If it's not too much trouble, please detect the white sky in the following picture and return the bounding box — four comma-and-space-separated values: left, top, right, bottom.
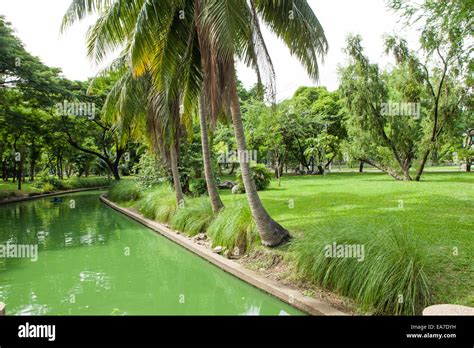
0, 0, 421, 101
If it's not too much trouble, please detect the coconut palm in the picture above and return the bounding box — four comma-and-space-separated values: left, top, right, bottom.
62, 0, 327, 246
91, 54, 186, 205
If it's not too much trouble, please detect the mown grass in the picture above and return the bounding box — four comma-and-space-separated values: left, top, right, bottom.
221, 172, 474, 309
107, 171, 473, 313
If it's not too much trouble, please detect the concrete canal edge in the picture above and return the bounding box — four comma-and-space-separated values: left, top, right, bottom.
0, 187, 109, 206
100, 194, 347, 316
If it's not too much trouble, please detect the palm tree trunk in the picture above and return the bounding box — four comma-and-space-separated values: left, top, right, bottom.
169, 142, 184, 206
199, 94, 224, 214
228, 67, 289, 247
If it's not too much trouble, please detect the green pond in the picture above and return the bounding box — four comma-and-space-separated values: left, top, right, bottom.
0, 191, 302, 315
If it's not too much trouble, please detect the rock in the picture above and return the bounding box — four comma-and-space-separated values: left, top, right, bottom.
231, 185, 243, 194
223, 250, 231, 258
218, 180, 236, 189
212, 246, 224, 253
233, 247, 240, 255
422, 304, 474, 316
195, 233, 206, 241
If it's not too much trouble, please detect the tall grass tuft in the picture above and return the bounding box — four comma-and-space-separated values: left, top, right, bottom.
135, 184, 177, 223
170, 196, 214, 236
108, 180, 142, 202
291, 227, 431, 315
207, 202, 259, 252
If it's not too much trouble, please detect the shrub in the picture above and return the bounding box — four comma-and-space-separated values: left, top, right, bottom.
68, 177, 112, 188
132, 152, 167, 188
135, 184, 177, 223
235, 163, 272, 192
41, 183, 55, 193
291, 227, 431, 315
207, 202, 259, 253
33, 176, 111, 191
108, 180, 142, 202
191, 178, 207, 196
170, 196, 214, 236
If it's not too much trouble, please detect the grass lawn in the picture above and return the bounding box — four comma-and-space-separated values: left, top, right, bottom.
0, 180, 42, 193
219, 171, 474, 308
0, 180, 42, 199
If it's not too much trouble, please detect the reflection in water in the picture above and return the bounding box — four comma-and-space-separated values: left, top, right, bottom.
0, 191, 303, 315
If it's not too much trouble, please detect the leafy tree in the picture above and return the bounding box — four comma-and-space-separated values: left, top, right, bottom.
389, 0, 473, 180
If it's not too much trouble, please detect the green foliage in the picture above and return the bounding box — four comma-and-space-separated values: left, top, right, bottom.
108, 180, 142, 202
33, 176, 111, 191
207, 202, 259, 252
236, 164, 272, 192
135, 185, 177, 224
190, 178, 207, 196
67, 177, 112, 188
41, 183, 55, 193
0, 190, 21, 199
132, 151, 167, 188
170, 197, 214, 236
291, 227, 431, 315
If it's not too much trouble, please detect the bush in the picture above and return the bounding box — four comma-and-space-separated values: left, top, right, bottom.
108, 180, 142, 202
33, 176, 111, 191
132, 152, 167, 188
207, 202, 259, 253
191, 178, 207, 196
135, 184, 177, 223
291, 227, 431, 315
68, 177, 112, 188
41, 183, 55, 193
170, 196, 214, 236
235, 164, 272, 192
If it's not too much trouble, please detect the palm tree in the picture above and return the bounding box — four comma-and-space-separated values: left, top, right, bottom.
195, 0, 328, 246
62, 0, 327, 246
94, 56, 186, 205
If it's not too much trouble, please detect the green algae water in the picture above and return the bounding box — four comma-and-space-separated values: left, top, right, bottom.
0, 191, 302, 315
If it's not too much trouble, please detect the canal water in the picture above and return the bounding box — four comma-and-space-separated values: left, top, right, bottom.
0, 191, 302, 315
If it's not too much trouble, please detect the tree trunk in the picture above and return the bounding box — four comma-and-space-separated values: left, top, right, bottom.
402, 166, 412, 181
415, 149, 430, 181
199, 94, 224, 214
228, 66, 289, 247
317, 164, 325, 175
359, 161, 364, 173
17, 155, 22, 191
362, 158, 405, 181
169, 142, 184, 206
30, 159, 35, 182
229, 162, 236, 175
109, 162, 121, 181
